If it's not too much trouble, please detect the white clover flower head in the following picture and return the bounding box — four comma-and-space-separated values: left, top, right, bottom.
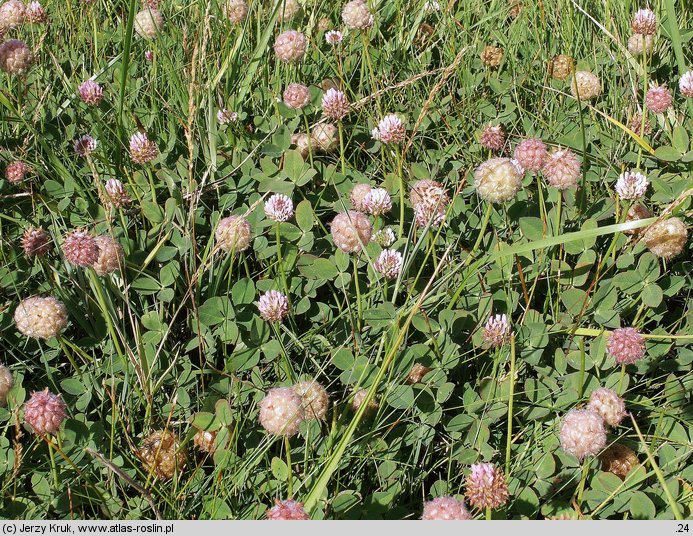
370, 127, 381, 141
679, 71, 693, 98
257, 290, 290, 322
374, 114, 406, 144
217, 109, 238, 124
264, 193, 294, 222
325, 30, 343, 45
482, 314, 512, 347
74, 135, 97, 156
363, 187, 392, 216
615, 171, 648, 200
374, 249, 403, 279
322, 88, 350, 120
424, 0, 440, 12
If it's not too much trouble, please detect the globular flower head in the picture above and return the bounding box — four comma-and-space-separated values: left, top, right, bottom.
25, 1, 46, 23
144, 50, 154, 62
559, 408, 607, 460
62, 230, 99, 267
373, 114, 405, 144
311, 123, 338, 152
465, 463, 509, 510
363, 187, 392, 216
642, 217, 688, 259
92, 235, 124, 276
317, 17, 331, 32
193, 430, 217, 454
374, 249, 402, 279
628, 34, 654, 56
482, 314, 512, 348
278, 0, 300, 22
283, 83, 310, 110
615, 171, 648, 200
134, 8, 164, 39
679, 71, 693, 98
627, 112, 652, 136
21, 226, 50, 257
571, 70, 602, 100
624, 203, 652, 236
223, 0, 247, 24
265, 193, 294, 222
78, 80, 103, 105
421, 497, 471, 520
74, 134, 97, 156
322, 88, 349, 120
0, 0, 25, 29
406, 363, 431, 384
548, 54, 574, 80
325, 30, 343, 45
216, 215, 252, 252
342, 0, 373, 30
646, 84, 672, 113
372, 227, 395, 247
266, 499, 309, 520
513, 137, 548, 172
588, 387, 626, 427
607, 327, 646, 365
481, 45, 503, 67
138, 430, 186, 480
291, 132, 311, 157
632, 8, 656, 36
129, 132, 158, 164
258, 387, 305, 436
24, 389, 67, 435
479, 124, 505, 151
542, 148, 581, 190
600, 443, 638, 480
0, 364, 13, 407
0, 39, 32, 75
474, 158, 523, 203
330, 210, 372, 253
410, 179, 450, 226
105, 179, 131, 207
257, 290, 290, 323
350, 183, 372, 212
351, 388, 378, 414
292, 380, 329, 420
217, 108, 238, 124
273, 30, 307, 63
5, 160, 30, 183
14, 296, 67, 339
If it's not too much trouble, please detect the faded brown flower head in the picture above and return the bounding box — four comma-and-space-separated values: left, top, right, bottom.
92, 235, 124, 276
330, 210, 372, 253
481, 45, 503, 67
223, 0, 248, 24
193, 430, 217, 454
642, 217, 688, 259
549, 54, 574, 80
139, 430, 186, 480
311, 123, 338, 152
407, 363, 432, 384
571, 71, 602, 101
600, 443, 638, 480
293, 380, 329, 420
624, 203, 652, 236
351, 388, 378, 414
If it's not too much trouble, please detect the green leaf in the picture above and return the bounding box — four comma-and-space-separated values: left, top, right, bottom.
654, 145, 682, 162
271, 457, 288, 480
640, 283, 663, 307
629, 491, 656, 519
295, 200, 314, 231
231, 278, 255, 305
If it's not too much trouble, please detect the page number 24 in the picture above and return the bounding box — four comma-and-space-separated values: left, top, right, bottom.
677, 525, 689, 533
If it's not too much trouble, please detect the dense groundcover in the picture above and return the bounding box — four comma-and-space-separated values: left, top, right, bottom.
0, 0, 692, 521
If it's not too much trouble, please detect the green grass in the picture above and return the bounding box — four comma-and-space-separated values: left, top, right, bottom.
0, 0, 692, 521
